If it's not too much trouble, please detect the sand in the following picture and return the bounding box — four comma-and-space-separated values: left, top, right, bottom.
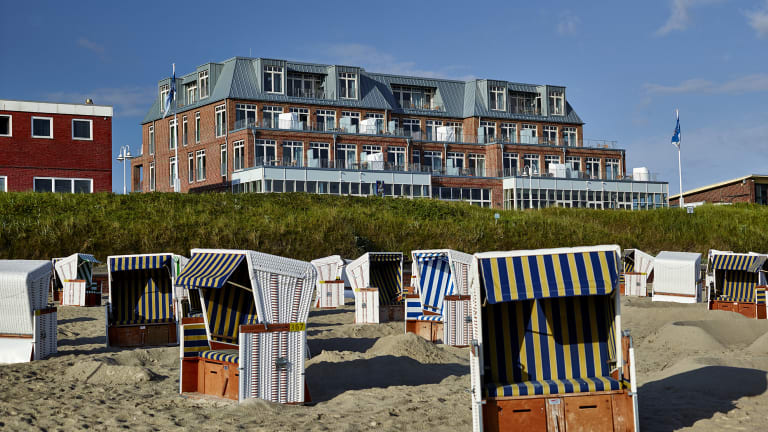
1, 298, 767, 431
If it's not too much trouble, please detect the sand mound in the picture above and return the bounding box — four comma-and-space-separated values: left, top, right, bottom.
367, 333, 463, 364
675, 320, 768, 347
645, 322, 725, 353
748, 332, 768, 353
64, 360, 155, 385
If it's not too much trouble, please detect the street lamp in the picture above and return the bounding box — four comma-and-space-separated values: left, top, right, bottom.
116, 145, 134, 195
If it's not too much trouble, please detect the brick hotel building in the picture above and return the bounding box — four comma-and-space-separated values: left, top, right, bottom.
132, 57, 667, 209
0, 99, 113, 193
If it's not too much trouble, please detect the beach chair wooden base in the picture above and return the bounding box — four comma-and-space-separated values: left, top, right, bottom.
710, 299, 766, 319
84, 292, 101, 306
184, 357, 240, 401
405, 318, 443, 343
108, 322, 177, 347
315, 280, 345, 309
482, 390, 635, 432
381, 304, 404, 322
444, 295, 472, 347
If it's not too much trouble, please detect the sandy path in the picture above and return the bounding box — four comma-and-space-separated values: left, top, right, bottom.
0, 298, 766, 431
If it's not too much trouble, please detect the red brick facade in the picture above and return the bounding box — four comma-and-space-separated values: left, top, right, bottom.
0, 104, 112, 192
670, 176, 768, 206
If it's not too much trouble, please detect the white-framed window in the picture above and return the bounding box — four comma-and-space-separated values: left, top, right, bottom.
255, 139, 277, 166
290, 107, 309, 126
182, 115, 188, 146
503, 152, 519, 176
387, 146, 406, 169
402, 118, 420, 137
586, 157, 601, 179
339, 72, 357, 99
33, 177, 92, 193
490, 86, 506, 111
233, 140, 245, 171
198, 71, 209, 99
169, 156, 177, 187
606, 158, 621, 180
562, 127, 577, 147
424, 151, 442, 172
521, 124, 537, 144
188, 152, 194, 183
468, 153, 486, 176
544, 154, 561, 173
543, 125, 558, 145
0, 176, 6, 192
71, 119, 92, 140
0, 114, 11, 137
340, 111, 360, 132
510, 91, 539, 115
196, 150, 206, 181
336, 144, 357, 169
523, 153, 540, 174
264, 65, 283, 93
220, 144, 227, 177
169, 119, 177, 149
501, 123, 516, 143
412, 149, 420, 166
566, 156, 581, 171
287, 73, 322, 98
446, 152, 464, 175
148, 125, 155, 155
392, 85, 436, 110
549, 90, 564, 115
437, 187, 492, 207
186, 83, 197, 105
236, 104, 257, 128
195, 112, 200, 143
31, 116, 53, 138
159, 84, 169, 111
149, 162, 156, 191
215, 105, 226, 137
262, 106, 282, 128
316, 109, 335, 131
282, 141, 304, 167
308, 142, 330, 167
479, 120, 495, 142
365, 112, 384, 119
426, 120, 443, 141
445, 121, 462, 141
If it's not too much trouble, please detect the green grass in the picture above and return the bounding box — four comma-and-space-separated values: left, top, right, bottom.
1, 192, 767, 261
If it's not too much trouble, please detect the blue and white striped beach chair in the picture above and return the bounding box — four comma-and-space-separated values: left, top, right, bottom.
707, 251, 768, 319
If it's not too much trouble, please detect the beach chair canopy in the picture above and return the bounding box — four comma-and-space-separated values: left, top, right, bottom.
411, 249, 473, 315
346, 252, 403, 305
474, 246, 622, 398
54, 253, 100, 290
709, 251, 768, 303
311, 255, 345, 281
0, 260, 52, 336
108, 254, 177, 325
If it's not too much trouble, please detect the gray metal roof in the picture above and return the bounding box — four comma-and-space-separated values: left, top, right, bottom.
142, 56, 585, 125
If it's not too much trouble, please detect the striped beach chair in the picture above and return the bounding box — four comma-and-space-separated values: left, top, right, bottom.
406, 249, 473, 346
106, 253, 187, 347
469, 246, 638, 432
707, 251, 768, 319
177, 249, 317, 404
346, 252, 404, 324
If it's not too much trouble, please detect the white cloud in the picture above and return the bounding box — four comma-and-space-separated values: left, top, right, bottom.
557, 12, 581, 36
655, 0, 722, 36
745, 1, 768, 38
314, 43, 474, 80
77, 37, 105, 55
44, 86, 155, 117
644, 74, 768, 94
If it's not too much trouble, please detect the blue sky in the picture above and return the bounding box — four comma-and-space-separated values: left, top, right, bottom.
1, 0, 767, 195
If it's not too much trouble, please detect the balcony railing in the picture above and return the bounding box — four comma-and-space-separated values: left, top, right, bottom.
397, 101, 445, 112
234, 118, 409, 137
286, 88, 325, 99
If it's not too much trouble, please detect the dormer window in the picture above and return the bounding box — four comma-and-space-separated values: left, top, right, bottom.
489, 86, 506, 111
510, 92, 540, 115
339, 72, 357, 99
159, 84, 170, 112
264, 66, 283, 93
198, 71, 209, 99
186, 82, 197, 105
392, 85, 436, 110
549, 90, 564, 115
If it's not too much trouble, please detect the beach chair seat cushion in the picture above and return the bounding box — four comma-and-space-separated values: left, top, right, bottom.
114, 318, 175, 326
486, 376, 621, 397
413, 314, 443, 322
201, 349, 239, 364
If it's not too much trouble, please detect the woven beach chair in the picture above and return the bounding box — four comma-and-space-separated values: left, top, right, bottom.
106, 253, 188, 347
177, 249, 317, 404
621, 249, 654, 297
0, 260, 56, 364
346, 252, 403, 324
53, 253, 101, 306
707, 251, 768, 319
469, 246, 638, 432
311, 255, 346, 309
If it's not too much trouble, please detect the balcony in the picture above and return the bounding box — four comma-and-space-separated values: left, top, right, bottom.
286, 88, 325, 99
233, 118, 410, 137
397, 101, 445, 112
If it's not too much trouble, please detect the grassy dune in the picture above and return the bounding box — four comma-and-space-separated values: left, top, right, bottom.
0, 192, 766, 261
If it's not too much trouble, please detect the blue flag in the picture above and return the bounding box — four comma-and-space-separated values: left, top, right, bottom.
163, 69, 176, 118
671, 110, 680, 148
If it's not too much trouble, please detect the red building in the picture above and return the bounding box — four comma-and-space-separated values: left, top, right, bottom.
0, 99, 113, 193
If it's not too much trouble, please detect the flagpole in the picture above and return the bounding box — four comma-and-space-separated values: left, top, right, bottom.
173, 63, 179, 193
678, 143, 683, 207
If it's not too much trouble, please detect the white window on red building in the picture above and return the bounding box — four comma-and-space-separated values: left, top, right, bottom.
198, 71, 209, 99
220, 144, 227, 178
169, 119, 177, 149
169, 156, 177, 187
196, 150, 206, 181
33, 177, 92, 193
148, 125, 155, 155
264, 66, 283, 93
215, 105, 226, 137
188, 153, 194, 183
0, 114, 11, 137
32, 116, 52, 138
233, 140, 245, 171
72, 119, 92, 140
149, 162, 156, 191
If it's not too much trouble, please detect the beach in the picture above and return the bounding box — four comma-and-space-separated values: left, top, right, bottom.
1, 297, 767, 431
